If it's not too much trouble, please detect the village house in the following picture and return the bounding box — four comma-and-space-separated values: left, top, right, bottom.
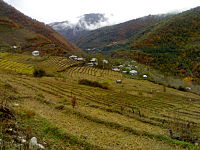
116, 80, 122, 84
90, 58, 98, 65
129, 70, 138, 75
143, 74, 148, 78
77, 57, 84, 61
11, 45, 17, 49
69, 55, 78, 60
112, 67, 120, 72
32, 51, 40, 56
90, 58, 97, 62
87, 62, 94, 67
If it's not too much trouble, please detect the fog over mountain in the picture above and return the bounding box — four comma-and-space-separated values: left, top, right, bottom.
49, 13, 114, 42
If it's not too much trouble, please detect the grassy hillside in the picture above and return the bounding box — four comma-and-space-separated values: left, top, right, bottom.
1, 53, 200, 149
0, 0, 83, 56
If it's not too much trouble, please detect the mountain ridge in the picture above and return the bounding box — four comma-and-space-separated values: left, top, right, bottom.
74, 14, 173, 51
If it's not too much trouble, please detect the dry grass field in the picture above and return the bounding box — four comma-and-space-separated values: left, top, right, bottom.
1, 53, 200, 150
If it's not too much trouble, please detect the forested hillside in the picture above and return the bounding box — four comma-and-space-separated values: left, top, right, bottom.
132, 7, 200, 51
129, 7, 200, 82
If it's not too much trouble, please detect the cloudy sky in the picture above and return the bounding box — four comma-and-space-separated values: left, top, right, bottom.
4, 0, 200, 24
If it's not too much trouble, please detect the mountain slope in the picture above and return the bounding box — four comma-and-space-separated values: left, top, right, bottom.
0, 0, 82, 55
132, 7, 200, 51
73, 14, 172, 51
129, 7, 200, 80
49, 13, 111, 43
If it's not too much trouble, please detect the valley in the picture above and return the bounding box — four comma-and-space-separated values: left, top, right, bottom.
50, 7, 200, 82
1, 0, 200, 149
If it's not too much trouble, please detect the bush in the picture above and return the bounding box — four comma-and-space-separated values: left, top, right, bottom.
33, 68, 46, 77
79, 79, 109, 89
178, 86, 187, 92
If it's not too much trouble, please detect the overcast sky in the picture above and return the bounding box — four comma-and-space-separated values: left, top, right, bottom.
3, 0, 200, 24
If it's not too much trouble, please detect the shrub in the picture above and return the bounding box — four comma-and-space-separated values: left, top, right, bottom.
33, 68, 46, 77
79, 79, 109, 89
178, 86, 186, 92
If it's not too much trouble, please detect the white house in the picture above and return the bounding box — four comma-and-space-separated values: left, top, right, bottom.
77, 58, 84, 61
129, 70, 138, 75
185, 87, 191, 91
87, 62, 94, 66
143, 74, 148, 78
11, 45, 17, 49
90, 58, 97, 62
112, 67, 120, 72
122, 71, 128, 74
69, 55, 78, 60
32, 51, 40, 56
116, 80, 122, 84
89, 58, 98, 65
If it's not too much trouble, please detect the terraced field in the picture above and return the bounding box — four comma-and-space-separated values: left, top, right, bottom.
61, 66, 122, 81
0, 52, 9, 56
0, 53, 83, 75
1, 53, 200, 150
42, 56, 82, 71
0, 58, 34, 75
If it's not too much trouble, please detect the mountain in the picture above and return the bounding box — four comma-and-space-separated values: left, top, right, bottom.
67, 7, 199, 81
113, 7, 200, 81
131, 7, 200, 52
73, 14, 173, 51
0, 0, 83, 55
131, 7, 200, 78
49, 13, 112, 42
